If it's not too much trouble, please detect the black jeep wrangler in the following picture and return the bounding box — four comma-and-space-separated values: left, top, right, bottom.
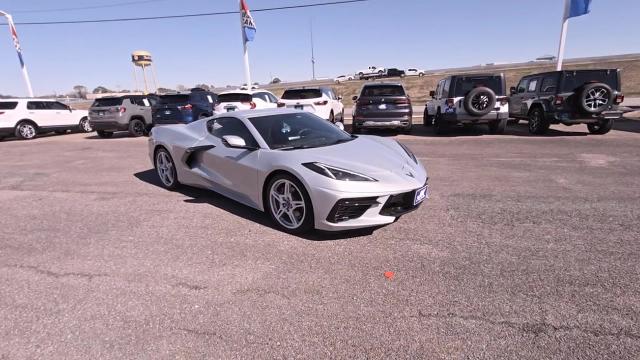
509, 69, 624, 135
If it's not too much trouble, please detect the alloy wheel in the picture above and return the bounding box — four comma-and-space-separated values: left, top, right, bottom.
269, 179, 306, 230
471, 94, 490, 111
19, 124, 36, 139
585, 87, 609, 111
80, 118, 92, 132
155, 150, 175, 187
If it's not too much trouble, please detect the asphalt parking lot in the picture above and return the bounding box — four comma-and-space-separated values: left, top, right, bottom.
1, 120, 640, 359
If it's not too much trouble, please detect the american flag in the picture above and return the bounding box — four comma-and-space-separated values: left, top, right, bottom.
8, 19, 25, 68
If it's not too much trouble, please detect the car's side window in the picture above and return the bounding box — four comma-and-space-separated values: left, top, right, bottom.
442, 78, 451, 98
253, 93, 268, 103
435, 80, 443, 99
268, 93, 278, 103
27, 101, 46, 110
207, 117, 259, 148
527, 78, 539, 93
517, 79, 529, 94
540, 76, 558, 93
49, 102, 69, 110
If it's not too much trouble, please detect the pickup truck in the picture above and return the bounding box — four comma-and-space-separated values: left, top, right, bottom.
356, 66, 386, 80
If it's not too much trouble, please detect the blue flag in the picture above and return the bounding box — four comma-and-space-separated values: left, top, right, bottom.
566, 0, 592, 19
240, 0, 256, 42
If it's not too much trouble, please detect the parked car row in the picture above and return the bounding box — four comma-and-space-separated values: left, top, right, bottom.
423, 68, 624, 135
335, 66, 425, 83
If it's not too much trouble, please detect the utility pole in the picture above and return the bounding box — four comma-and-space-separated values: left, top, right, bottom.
310, 19, 316, 80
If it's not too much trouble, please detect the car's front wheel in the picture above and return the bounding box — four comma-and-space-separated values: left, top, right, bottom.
528, 108, 550, 135
79, 117, 93, 133
266, 174, 314, 234
129, 119, 145, 137
155, 147, 179, 190
433, 111, 448, 135
587, 119, 614, 135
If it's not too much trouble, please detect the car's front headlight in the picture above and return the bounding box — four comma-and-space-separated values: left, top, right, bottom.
397, 141, 417, 164
303, 162, 377, 182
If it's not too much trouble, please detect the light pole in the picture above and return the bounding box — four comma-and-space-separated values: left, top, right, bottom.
0, 10, 34, 97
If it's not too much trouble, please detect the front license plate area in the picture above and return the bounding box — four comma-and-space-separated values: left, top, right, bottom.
414, 185, 428, 205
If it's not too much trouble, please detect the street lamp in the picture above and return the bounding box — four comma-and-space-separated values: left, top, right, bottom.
1, 10, 34, 97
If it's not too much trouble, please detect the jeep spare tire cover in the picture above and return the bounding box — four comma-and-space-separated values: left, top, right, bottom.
580, 82, 613, 114
464, 87, 496, 116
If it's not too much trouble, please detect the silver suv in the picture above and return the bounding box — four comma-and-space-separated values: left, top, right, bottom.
89, 95, 157, 138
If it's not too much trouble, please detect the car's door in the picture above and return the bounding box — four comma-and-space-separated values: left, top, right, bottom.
199, 116, 261, 207
509, 78, 529, 117
47, 101, 76, 126
26, 101, 57, 127
426, 80, 443, 115
522, 77, 540, 115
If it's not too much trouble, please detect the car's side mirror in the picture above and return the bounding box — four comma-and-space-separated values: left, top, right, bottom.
222, 135, 256, 150
352, 96, 358, 101
429, 90, 435, 98
510, 87, 517, 95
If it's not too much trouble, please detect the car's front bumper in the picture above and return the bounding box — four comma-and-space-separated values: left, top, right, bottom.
310, 182, 428, 231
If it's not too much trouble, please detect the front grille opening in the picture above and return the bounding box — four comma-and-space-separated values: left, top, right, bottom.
380, 191, 419, 217
327, 197, 379, 223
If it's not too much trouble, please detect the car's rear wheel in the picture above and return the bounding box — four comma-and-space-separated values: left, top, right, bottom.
97, 130, 113, 138
15, 121, 37, 140
488, 118, 507, 134
129, 119, 145, 137
79, 117, 93, 133
433, 111, 448, 135
266, 174, 314, 234
155, 148, 179, 190
587, 119, 614, 135
528, 108, 550, 135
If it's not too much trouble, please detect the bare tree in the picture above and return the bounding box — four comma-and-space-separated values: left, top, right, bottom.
73, 85, 88, 99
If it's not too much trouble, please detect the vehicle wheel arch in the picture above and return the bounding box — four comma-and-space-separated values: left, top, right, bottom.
15, 118, 39, 129
527, 103, 544, 116
260, 169, 310, 212
129, 115, 145, 123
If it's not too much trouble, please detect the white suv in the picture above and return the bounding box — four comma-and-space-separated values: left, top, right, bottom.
278, 87, 344, 123
0, 99, 92, 140
406, 68, 426, 77
424, 73, 509, 135
214, 89, 279, 113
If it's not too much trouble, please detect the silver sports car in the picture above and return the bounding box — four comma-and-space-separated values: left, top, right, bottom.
148, 109, 428, 234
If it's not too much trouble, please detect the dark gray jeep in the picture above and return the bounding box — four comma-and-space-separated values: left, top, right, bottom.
509, 69, 624, 135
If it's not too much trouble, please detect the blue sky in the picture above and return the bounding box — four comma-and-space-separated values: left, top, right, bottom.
0, 0, 638, 96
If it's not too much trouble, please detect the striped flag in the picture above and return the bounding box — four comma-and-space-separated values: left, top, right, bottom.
8, 18, 25, 68
240, 0, 256, 42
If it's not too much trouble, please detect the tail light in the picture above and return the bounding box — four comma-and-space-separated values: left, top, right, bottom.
277, 102, 286, 108
117, 106, 126, 114
499, 97, 508, 106
615, 94, 624, 104
554, 96, 564, 106
314, 100, 328, 106
446, 98, 455, 107
179, 104, 193, 111
394, 98, 410, 107
242, 101, 257, 109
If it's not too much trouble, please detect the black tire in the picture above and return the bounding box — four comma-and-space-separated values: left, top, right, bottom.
128, 118, 145, 137
423, 108, 433, 127
464, 87, 496, 117
587, 119, 614, 135
97, 130, 113, 138
528, 107, 550, 135
79, 117, 93, 133
329, 111, 335, 123
579, 83, 613, 114
433, 111, 448, 135
419, 73, 425, 77
15, 121, 37, 140
265, 173, 314, 235
154, 147, 179, 190
488, 118, 507, 134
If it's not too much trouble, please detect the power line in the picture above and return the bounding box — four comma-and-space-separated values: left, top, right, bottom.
12, 0, 168, 14
2, 0, 370, 26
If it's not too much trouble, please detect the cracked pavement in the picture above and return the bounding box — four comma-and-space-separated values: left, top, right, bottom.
1, 121, 640, 359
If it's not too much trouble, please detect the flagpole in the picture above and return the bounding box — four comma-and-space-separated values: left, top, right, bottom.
240, 0, 252, 87
1, 11, 34, 97
556, 0, 569, 71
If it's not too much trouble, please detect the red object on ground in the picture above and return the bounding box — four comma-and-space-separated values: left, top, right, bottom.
384, 271, 395, 280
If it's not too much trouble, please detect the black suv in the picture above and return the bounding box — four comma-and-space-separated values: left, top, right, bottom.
352, 83, 413, 133
152, 89, 217, 125
509, 69, 624, 135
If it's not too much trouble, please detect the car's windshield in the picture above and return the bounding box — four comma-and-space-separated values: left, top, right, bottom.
361, 85, 405, 97
218, 93, 252, 103
248, 112, 353, 150
452, 76, 505, 96
159, 95, 190, 104
91, 98, 123, 107
560, 70, 620, 92
281, 89, 322, 100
